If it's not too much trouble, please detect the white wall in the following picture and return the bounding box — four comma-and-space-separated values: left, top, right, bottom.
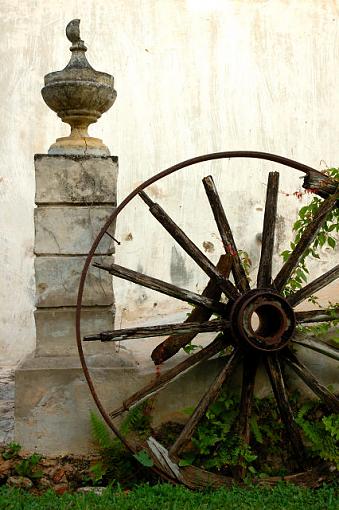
0, 0, 338, 366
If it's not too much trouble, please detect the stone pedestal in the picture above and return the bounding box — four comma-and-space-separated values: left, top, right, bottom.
15, 155, 136, 454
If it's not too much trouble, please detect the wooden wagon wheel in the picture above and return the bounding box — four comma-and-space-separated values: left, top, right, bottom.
76, 151, 338, 489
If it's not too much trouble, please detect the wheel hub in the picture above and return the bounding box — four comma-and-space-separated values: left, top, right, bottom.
230, 289, 295, 352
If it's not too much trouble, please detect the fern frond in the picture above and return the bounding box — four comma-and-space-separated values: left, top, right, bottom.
296, 406, 339, 468
90, 411, 114, 449
120, 401, 152, 437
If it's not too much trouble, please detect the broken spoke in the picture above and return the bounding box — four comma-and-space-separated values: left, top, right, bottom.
151, 254, 232, 365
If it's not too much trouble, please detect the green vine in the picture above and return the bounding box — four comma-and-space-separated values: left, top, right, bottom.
281, 168, 338, 299
280, 168, 338, 342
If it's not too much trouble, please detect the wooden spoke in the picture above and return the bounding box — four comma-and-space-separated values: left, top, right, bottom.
83, 318, 230, 343
202, 176, 250, 293
109, 333, 229, 419
264, 354, 305, 462
288, 264, 339, 307
257, 172, 280, 288
274, 194, 338, 292
296, 309, 339, 324
238, 354, 259, 444
94, 262, 228, 315
152, 254, 232, 365
292, 337, 339, 362
234, 353, 259, 479
139, 191, 240, 301
284, 349, 339, 412
169, 348, 241, 458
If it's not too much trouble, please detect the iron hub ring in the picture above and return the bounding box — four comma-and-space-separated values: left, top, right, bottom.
230, 289, 296, 352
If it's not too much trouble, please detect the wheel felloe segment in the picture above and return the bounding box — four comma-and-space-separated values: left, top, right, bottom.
230, 289, 296, 352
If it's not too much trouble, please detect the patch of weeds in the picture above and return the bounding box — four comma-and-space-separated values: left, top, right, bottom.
15, 453, 44, 481
2, 442, 21, 460
178, 391, 258, 475
174, 391, 338, 478
90, 390, 338, 482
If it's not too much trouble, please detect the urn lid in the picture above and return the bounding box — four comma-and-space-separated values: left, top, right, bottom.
43, 19, 115, 89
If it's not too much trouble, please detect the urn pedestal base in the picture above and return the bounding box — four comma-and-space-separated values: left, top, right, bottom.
48, 136, 110, 156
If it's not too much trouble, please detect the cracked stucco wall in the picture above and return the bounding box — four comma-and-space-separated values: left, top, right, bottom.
0, 0, 338, 366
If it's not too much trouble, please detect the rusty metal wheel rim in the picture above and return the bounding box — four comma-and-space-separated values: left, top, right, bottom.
76, 150, 338, 488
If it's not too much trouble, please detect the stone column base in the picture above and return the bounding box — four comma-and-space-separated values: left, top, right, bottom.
15, 354, 138, 455
14, 355, 230, 455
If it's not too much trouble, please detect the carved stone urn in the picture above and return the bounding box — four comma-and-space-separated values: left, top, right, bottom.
41, 19, 116, 155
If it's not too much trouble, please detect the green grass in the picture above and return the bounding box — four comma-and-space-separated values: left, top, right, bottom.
0, 483, 337, 510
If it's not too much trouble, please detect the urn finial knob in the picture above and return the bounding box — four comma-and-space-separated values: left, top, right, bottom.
66, 19, 82, 45
41, 19, 116, 156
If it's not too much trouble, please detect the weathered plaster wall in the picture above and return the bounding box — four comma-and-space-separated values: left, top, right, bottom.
0, 0, 338, 366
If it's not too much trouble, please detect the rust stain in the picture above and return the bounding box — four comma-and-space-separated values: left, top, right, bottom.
202, 241, 214, 253
147, 184, 166, 199
155, 364, 162, 378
